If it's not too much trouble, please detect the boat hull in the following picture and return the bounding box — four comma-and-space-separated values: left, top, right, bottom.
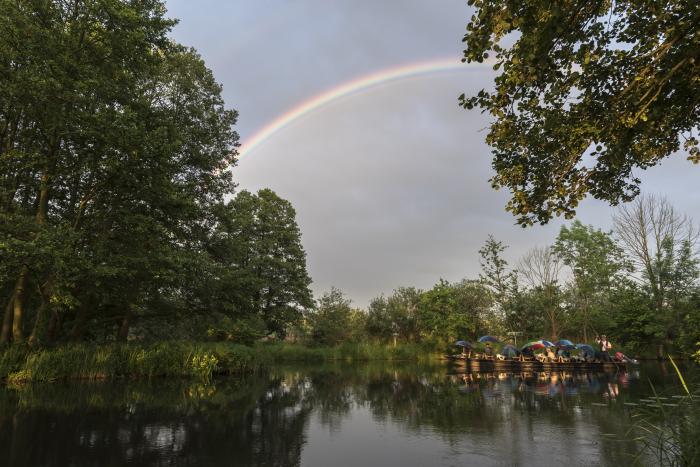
442, 355, 626, 372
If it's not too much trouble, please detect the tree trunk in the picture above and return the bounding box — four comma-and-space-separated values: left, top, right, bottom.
0, 296, 14, 344
550, 318, 557, 341
11, 266, 29, 344
7, 171, 50, 345
28, 303, 48, 347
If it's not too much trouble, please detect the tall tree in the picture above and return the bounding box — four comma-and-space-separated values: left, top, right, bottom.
613, 195, 699, 355
478, 235, 517, 326
207, 189, 313, 338
553, 221, 628, 341
460, 1, 700, 225
517, 246, 563, 340
0, 1, 239, 344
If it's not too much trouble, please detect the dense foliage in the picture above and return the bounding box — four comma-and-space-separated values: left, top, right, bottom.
323, 195, 700, 358
0, 1, 312, 345
460, 0, 700, 226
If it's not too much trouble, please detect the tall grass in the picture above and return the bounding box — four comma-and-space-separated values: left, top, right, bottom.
0, 341, 437, 383
0, 342, 264, 383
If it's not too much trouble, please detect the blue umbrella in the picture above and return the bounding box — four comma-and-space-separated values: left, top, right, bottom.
455, 340, 472, 348
540, 340, 556, 347
576, 344, 595, 355
556, 339, 574, 347
478, 335, 499, 343
500, 344, 519, 358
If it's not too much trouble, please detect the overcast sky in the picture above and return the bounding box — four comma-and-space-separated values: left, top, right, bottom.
165, 0, 699, 307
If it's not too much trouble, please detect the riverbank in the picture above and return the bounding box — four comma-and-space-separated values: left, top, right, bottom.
0, 341, 438, 383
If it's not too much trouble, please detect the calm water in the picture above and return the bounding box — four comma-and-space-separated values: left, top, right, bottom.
0, 362, 693, 466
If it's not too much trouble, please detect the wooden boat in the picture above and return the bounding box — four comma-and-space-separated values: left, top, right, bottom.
442, 354, 628, 372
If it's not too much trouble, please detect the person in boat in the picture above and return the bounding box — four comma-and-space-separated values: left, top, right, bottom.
545, 346, 557, 362
484, 342, 494, 358
581, 347, 595, 363
520, 346, 534, 361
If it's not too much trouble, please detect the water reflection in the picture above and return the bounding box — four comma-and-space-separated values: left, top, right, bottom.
0, 363, 689, 466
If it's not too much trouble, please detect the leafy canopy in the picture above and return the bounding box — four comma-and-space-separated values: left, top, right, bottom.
460, 0, 700, 226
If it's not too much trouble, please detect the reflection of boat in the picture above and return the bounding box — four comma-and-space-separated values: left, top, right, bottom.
442, 355, 627, 371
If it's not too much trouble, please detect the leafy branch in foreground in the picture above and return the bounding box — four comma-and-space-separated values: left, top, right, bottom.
460, 1, 700, 226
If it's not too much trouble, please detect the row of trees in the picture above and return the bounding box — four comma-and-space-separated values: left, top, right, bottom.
303, 195, 699, 357
0, 1, 312, 345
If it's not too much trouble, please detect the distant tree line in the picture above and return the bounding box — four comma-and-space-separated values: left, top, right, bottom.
0, 1, 312, 345
301, 195, 700, 357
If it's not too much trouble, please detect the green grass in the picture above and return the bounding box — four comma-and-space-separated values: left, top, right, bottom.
0, 341, 438, 383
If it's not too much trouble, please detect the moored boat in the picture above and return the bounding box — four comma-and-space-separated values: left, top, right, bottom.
442, 354, 628, 372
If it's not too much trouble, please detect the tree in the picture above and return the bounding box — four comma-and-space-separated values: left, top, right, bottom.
0, 1, 239, 344
365, 296, 393, 340
517, 246, 563, 340
308, 287, 353, 346
613, 195, 699, 355
553, 221, 628, 341
478, 235, 517, 326
418, 279, 492, 343
460, 1, 700, 225
206, 189, 313, 338
366, 287, 422, 342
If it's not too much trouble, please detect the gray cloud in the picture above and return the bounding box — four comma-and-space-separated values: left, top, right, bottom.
166, 0, 699, 307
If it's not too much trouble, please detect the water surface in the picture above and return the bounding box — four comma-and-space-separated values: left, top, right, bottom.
0, 361, 692, 466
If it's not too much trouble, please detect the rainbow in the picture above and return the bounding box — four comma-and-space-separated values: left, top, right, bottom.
238, 57, 489, 158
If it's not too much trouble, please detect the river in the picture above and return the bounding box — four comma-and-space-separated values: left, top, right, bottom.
0, 361, 693, 466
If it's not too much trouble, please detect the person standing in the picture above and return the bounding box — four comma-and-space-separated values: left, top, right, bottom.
484, 342, 494, 358
599, 335, 612, 362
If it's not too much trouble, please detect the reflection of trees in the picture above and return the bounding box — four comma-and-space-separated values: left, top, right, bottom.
0, 363, 671, 466
0, 377, 310, 467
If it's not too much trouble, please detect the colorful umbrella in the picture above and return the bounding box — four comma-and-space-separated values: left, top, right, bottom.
540, 340, 556, 347
478, 335, 500, 343
522, 341, 545, 351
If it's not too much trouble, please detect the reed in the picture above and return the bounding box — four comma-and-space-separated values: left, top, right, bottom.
0, 341, 436, 383
628, 356, 700, 466
0, 342, 265, 383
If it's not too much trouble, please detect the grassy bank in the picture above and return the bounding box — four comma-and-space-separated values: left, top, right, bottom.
0, 341, 438, 384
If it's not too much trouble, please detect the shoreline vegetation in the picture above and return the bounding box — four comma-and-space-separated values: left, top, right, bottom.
0, 340, 691, 385
0, 342, 440, 384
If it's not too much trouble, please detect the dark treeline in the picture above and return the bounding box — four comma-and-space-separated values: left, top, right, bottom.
2, 2, 698, 362
0, 1, 312, 346
305, 195, 700, 358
